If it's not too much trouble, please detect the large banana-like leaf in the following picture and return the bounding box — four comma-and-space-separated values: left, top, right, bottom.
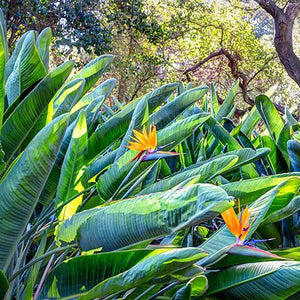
97, 113, 210, 200
5, 31, 47, 105
36, 27, 51, 71
78, 248, 207, 300
199, 179, 300, 259
72, 54, 114, 97
56, 205, 104, 244
69, 78, 116, 121
149, 86, 208, 129
77, 183, 233, 251
256, 94, 289, 162
39, 249, 169, 299
0, 26, 5, 176
115, 96, 149, 161
38, 95, 106, 206
255, 94, 284, 142
0, 114, 69, 271
206, 261, 300, 299
240, 106, 260, 138
203, 117, 259, 181
288, 140, 300, 171
208, 244, 285, 269
53, 78, 85, 118
0, 9, 8, 62
139, 148, 269, 195
139, 155, 238, 195
222, 172, 300, 205
5, 31, 30, 79
173, 275, 208, 299
0, 18, 5, 132
56, 110, 88, 221
215, 79, 239, 122
0, 269, 8, 299
82, 150, 117, 186
1, 60, 74, 162
88, 83, 179, 160
210, 83, 219, 117
204, 116, 241, 150
263, 196, 300, 224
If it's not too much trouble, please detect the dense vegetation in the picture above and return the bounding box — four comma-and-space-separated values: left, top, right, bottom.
0, 3, 300, 300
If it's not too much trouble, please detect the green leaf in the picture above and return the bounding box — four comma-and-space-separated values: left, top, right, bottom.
78, 248, 207, 300
240, 106, 260, 138
0, 269, 8, 299
5, 31, 30, 79
204, 116, 241, 151
139, 155, 238, 195
23, 232, 48, 300
263, 196, 300, 224
206, 261, 300, 299
5, 31, 47, 105
53, 78, 85, 118
0, 114, 69, 271
271, 247, 300, 260
222, 172, 300, 205
72, 54, 114, 97
140, 148, 269, 195
0, 9, 8, 62
209, 245, 285, 268
288, 140, 300, 171
115, 97, 149, 161
285, 107, 300, 131
88, 83, 178, 160
255, 94, 284, 142
215, 79, 239, 122
69, 78, 116, 120
199, 179, 300, 259
210, 83, 219, 117
0, 18, 5, 133
82, 150, 117, 186
77, 183, 233, 251
149, 86, 208, 129
36, 27, 51, 71
40, 249, 168, 300
55, 110, 88, 221
1, 60, 74, 162
97, 113, 209, 200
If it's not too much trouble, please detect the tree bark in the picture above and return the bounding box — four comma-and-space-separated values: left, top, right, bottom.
254, 0, 300, 87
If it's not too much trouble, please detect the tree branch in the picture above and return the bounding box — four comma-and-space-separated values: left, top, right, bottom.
183, 48, 285, 114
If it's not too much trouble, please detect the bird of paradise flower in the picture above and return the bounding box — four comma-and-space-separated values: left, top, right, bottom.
221, 201, 261, 245
126, 124, 181, 162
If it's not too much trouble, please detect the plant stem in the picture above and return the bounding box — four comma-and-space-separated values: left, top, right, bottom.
8, 244, 76, 282
148, 282, 179, 300
19, 185, 95, 244
109, 158, 142, 201
33, 254, 55, 300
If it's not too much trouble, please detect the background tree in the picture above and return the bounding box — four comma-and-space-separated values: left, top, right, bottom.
1, 0, 299, 110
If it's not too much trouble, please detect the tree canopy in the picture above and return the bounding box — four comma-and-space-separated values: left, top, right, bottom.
2, 0, 299, 110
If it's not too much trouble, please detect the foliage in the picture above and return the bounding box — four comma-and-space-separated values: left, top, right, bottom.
2, 0, 299, 107
1, 14, 300, 300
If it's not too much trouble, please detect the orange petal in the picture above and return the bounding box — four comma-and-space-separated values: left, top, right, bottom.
240, 206, 251, 236
221, 207, 240, 238
240, 210, 256, 241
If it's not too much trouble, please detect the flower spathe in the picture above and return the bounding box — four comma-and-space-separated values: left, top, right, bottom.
221, 202, 256, 243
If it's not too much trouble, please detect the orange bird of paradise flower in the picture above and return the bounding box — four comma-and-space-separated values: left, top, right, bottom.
126, 125, 180, 162
221, 201, 257, 244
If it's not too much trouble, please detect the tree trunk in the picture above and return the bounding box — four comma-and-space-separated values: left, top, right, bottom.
255, 0, 300, 87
